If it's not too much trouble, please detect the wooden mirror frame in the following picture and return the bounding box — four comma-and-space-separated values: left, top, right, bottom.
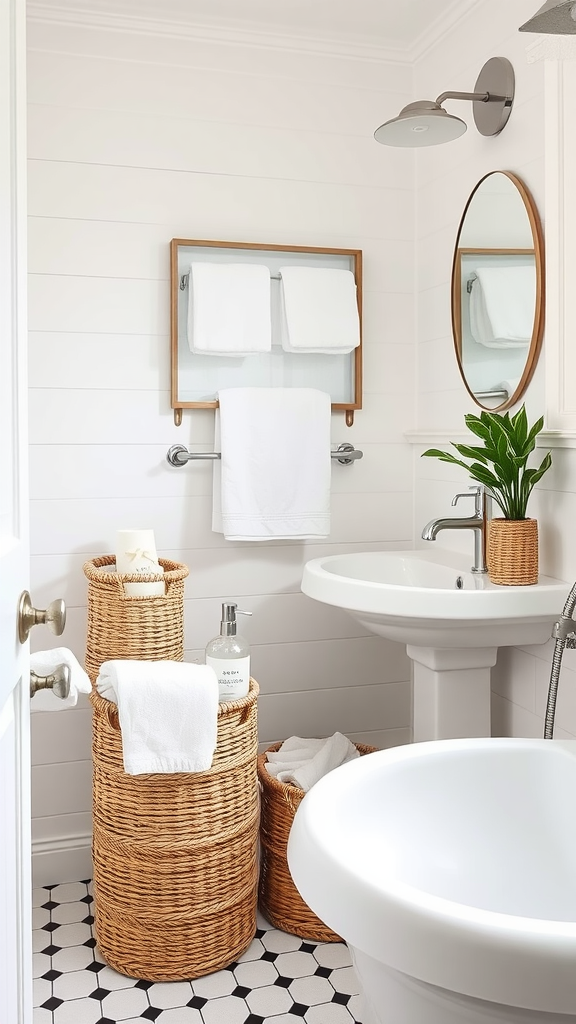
451, 170, 545, 412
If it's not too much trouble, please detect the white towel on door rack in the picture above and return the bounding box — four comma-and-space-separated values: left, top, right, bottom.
187, 261, 272, 356
279, 266, 360, 354
30, 648, 91, 711
212, 387, 331, 541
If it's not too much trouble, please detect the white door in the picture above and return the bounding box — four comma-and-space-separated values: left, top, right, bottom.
0, 0, 31, 1021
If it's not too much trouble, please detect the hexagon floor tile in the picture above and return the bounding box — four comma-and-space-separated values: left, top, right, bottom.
32, 882, 364, 1023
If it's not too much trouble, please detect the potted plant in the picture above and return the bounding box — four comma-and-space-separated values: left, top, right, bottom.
421, 405, 552, 585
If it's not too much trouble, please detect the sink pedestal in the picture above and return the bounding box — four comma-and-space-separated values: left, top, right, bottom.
408, 645, 497, 741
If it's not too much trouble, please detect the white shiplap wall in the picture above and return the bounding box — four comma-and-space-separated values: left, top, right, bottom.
27, 19, 416, 883
413, 0, 576, 742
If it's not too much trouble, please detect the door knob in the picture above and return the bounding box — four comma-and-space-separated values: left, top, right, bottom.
17, 590, 66, 644
30, 664, 71, 700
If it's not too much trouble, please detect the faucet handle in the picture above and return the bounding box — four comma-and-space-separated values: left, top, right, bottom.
451, 486, 478, 507
452, 485, 491, 516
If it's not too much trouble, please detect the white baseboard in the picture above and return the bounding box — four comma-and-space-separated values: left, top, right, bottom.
32, 833, 93, 888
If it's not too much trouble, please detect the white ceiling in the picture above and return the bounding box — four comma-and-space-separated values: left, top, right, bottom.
28, 0, 482, 58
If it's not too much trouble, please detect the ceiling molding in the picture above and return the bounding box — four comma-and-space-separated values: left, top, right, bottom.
408, 0, 484, 63
26, 0, 488, 67
26, 2, 414, 65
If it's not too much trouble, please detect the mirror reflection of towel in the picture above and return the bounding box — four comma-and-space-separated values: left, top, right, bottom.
469, 265, 535, 348
495, 378, 521, 400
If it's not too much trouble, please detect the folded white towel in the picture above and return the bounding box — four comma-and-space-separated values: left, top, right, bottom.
212, 387, 331, 541
265, 733, 360, 791
187, 261, 272, 356
279, 267, 360, 354
469, 266, 534, 348
30, 648, 91, 711
96, 660, 218, 775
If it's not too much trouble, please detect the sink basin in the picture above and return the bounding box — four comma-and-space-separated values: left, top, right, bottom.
302, 549, 569, 740
288, 738, 576, 1022
302, 548, 568, 647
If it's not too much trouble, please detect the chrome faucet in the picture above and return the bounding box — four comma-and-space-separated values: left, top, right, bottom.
421, 484, 491, 574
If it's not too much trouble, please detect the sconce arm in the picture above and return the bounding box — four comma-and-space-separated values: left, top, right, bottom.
436, 90, 489, 105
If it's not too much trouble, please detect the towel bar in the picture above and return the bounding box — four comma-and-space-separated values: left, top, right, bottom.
166, 443, 363, 467
473, 388, 508, 399
180, 271, 282, 290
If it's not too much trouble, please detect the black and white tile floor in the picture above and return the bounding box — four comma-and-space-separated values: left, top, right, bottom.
33, 881, 364, 1024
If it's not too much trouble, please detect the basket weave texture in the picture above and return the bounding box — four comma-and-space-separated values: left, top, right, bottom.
257, 742, 378, 942
487, 518, 538, 586
90, 679, 260, 980
83, 555, 189, 684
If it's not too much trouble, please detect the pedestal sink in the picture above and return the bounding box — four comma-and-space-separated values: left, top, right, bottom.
301, 548, 568, 740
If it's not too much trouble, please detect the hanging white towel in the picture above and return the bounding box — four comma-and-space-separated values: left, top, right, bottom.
469, 266, 534, 348
96, 660, 219, 775
279, 267, 360, 354
264, 733, 360, 792
187, 261, 272, 356
212, 387, 331, 541
30, 648, 91, 711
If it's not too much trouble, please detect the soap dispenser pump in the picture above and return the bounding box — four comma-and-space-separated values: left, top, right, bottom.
205, 602, 252, 702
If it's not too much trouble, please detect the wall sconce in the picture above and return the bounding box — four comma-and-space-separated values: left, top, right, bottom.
519, 0, 576, 33
374, 57, 515, 148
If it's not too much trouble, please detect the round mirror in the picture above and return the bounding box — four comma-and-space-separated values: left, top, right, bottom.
451, 170, 544, 411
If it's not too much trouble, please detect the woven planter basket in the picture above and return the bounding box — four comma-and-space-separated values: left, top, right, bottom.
90, 679, 260, 980
487, 518, 538, 586
83, 555, 189, 684
257, 742, 378, 942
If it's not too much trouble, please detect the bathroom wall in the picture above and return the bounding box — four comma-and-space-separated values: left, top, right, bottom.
26, 16, 416, 882
413, 0, 576, 742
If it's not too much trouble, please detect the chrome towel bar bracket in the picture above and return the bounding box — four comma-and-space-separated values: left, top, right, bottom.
166, 443, 363, 468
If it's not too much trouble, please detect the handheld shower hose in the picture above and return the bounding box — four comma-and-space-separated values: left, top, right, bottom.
545, 580, 576, 738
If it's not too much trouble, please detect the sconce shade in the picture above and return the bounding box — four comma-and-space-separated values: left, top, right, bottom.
519, 0, 576, 33
374, 57, 514, 149
374, 101, 467, 148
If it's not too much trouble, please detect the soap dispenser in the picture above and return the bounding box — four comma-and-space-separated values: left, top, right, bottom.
205, 602, 252, 702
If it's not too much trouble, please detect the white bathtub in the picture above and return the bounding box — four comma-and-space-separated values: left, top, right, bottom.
287, 738, 576, 1023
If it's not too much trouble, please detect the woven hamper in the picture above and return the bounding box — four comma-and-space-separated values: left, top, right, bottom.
83, 555, 189, 684
257, 741, 377, 942
90, 679, 260, 980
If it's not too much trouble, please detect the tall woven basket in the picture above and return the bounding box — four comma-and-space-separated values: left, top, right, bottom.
90, 679, 259, 980
258, 742, 377, 942
84, 554, 258, 979
83, 555, 190, 683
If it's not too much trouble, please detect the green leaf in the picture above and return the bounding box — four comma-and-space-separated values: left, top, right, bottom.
485, 414, 511, 456
452, 444, 489, 463
467, 463, 501, 489
511, 404, 528, 447
421, 448, 455, 460
522, 414, 545, 456
484, 409, 513, 438
530, 451, 552, 486
495, 433, 515, 485
421, 450, 471, 473
463, 415, 492, 442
